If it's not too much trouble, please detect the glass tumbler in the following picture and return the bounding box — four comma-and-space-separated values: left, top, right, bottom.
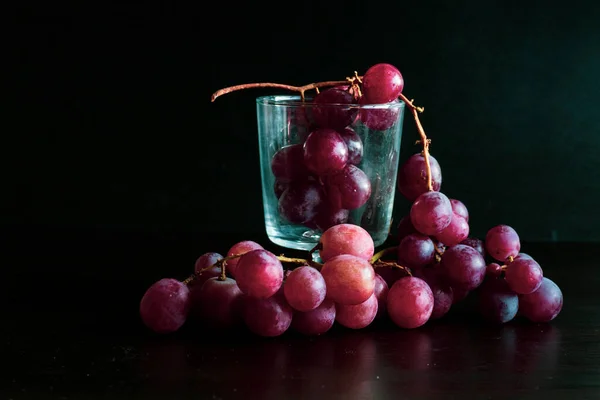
256, 95, 405, 250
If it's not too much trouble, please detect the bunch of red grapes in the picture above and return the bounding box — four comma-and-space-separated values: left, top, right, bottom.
139, 63, 564, 336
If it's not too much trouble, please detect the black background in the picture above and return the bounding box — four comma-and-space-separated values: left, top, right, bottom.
8, 0, 600, 266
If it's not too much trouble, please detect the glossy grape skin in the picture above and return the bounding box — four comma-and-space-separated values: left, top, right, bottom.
515, 252, 533, 261
191, 277, 243, 329
314, 206, 349, 231
271, 144, 311, 182
192, 252, 223, 287
235, 249, 283, 299
373, 274, 389, 319
518, 277, 563, 323
505, 257, 543, 294
461, 237, 486, 258
398, 234, 435, 268
485, 225, 521, 262
440, 244, 487, 291
226, 241, 264, 279
486, 262, 503, 277
278, 181, 324, 225
321, 254, 376, 305
242, 290, 293, 337
477, 277, 519, 324
387, 277, 434, 329
303, 129, 349, 176
291, 299, 336, 336
140, 278, 190, 334
312, 88, 358, 130
397, 215, 418, 242
274, 180, 288, 199
450, 199, 469, 222
412, 267, 454, 320
435, 214, 470, 246
319, 224, 375, 262
410, 191, 453, 236
359, 97, 401, 131
283, 266, 326, 312
335, 293, 378, 329
397, 154, 442, 201
325, 164, 372, 210
362, 63, 404, 104
339, 127, 363, 165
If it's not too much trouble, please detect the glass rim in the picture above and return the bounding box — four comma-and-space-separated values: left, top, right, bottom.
255, 95, 405, 109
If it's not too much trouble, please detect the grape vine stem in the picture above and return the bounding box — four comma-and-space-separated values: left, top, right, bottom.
370, 246, 398, 264
182, 254, 242, 285
211, 80, 354, 102
277, 255, 323, 270
372, 259, 413, 276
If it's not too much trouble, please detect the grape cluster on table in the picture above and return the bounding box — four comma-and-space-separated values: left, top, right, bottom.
139, 63, 564, 337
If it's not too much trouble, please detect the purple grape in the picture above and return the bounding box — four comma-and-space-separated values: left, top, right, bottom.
288, 106, 316, 142
338, 127, 363, 165
362, 63, 404, 104
486, 262, 503, 277
359, 97, 401, 131
283, 266, 326, 312
515, 253, 533, 261
319, 224, 375, 262
312, 88, 358, 130
190, 277, 243, 329
314, 205, 349, 231
326, 164, 372, 210
373, 274, 389, 319
271, 144, 311, 182
335, 293, 378, 329
518, 278, 563, 323
505, 257, 543, 294
397, 153, 442, 201
235, 249, 284, 299
321, 254, 376, 305
410, 191, 453, 236
242, 290, 293, 337
412, 267, 453, 320
397, 215, 418, 242
274, 180, 288, 199
485, 225, 521, 262
192, 252, 223, 287
461, 237, 485, 258
140, 278, 190, 334
303, 128, 349, 176
477, 277, 519, 324
398, 234, 435, 268
225, 240, 263, 279
387, 277, 433, 329
278, 181, 324, 224
440, 244, 486, 291
376, 268, 408, 288
291, 299, 336, 336
435, 214, 470, 246
450, 199, 469, 222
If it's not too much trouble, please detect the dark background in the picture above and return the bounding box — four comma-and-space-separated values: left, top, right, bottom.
8, 0, 600, 268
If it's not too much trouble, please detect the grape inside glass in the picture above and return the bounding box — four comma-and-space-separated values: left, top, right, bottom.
256, 95, 405, 250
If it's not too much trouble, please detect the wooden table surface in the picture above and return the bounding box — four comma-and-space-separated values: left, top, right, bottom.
3, 230, 600, 399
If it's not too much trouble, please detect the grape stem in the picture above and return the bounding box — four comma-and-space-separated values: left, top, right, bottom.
277, 255, 323, 270
397, 93, 433, 192
212, 80, 353, 102
181, 254, 243, 285
370, 246, 398, 264
372, 259, 413, 276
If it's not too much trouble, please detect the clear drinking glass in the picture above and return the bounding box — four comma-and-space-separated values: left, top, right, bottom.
256, 95, 405, 250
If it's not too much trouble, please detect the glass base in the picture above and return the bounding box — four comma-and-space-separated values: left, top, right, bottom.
266, 224, 321, 251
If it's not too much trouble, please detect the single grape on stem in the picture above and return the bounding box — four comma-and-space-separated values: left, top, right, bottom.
518, 277, 563, 323
312, 88, 358, 130
303, 128, 349, 176
335, 293, 378, 329
242, 289, 293, 337
140, 278, 190, 334
192, 252, 223, 286
397, 234, 435, 268
291, 299, 336, 336
410, 191, 453, 236
440, 244, 486, 291
485, 225, 521, 262
504, 257, 543, 294
283, 266, 327, 312
235, 249, 284, 299
321, 254, 376, 305
397, 154, 442, 201
225, 241, 264, 279
190, 277, 243, 329
387, 276, 434, 329
319, 224, 374, 262
362, 63, 404, 104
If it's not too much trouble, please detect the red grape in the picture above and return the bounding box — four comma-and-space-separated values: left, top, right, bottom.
271, 144, 311, 182
314, 205, 349, 231
485, 225, 521, 262
410, 191, 453, 235
319, 223, 374, 262
435, 214, 470, 246
358, 97, 401, 131
303, 128, 349, 176
278, 181, 324, 225
274, 180, 288, 199
192, 252, 223, 286
335, 293, 378, 329
398, 234, 435, 268
504, 257, 543, 294
486, 262, 503, 277
242, 290, 293, 337
477, 277, 519, 324
362, 63, 404, 104
397, 154, 442, 201
225, 240, 263, 279
515, 252, 533, 261
518, 277, 563, 323
338, 127, 363, 165
450, 199, 469, 222
235, 249, 284, 299
140, 278, 190, 334
440, 244, 486, 291
283, 266, 326, 312
291, 299, 336, 335
397, 215, 418, 241
461, 237, 485, 257
387, 277, 434, 329
373, 274, 389, 319
325, 164, 372, 210
190, 277, 243, 329
312, 88, 358, 130
412, 267, 454, 320
321, 254, 375, 305
289, 106, 316, 142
